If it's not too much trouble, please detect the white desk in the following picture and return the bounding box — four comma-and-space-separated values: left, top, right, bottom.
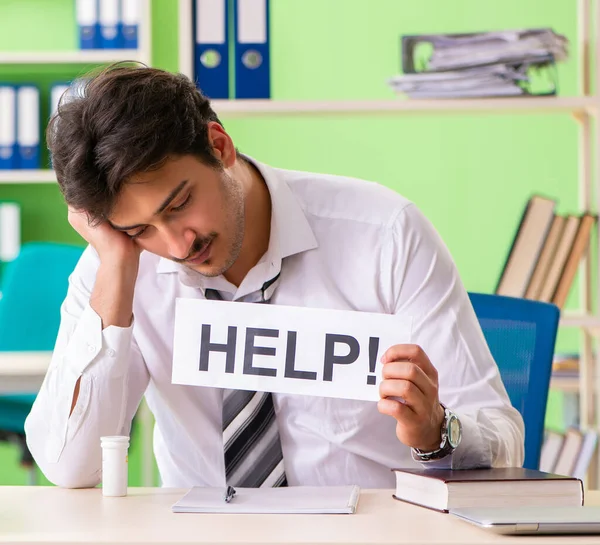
0, 487, 599, 545
0, 352, 51, 393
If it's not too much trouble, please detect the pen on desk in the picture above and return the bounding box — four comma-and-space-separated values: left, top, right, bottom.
224, 485, 236, 503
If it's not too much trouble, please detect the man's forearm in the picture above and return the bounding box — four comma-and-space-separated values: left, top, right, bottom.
90, 258, 138, 329
67, 259, 138, 415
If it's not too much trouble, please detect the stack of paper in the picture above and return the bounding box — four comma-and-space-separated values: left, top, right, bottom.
388, 64, 528, 98
388, 28, 568, 99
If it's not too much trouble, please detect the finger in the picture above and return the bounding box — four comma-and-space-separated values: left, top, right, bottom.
381, 344, 437, 381
381, 361, 435, 399
379, 378, 431, 415
67, 208, 91, 227
67, 206, 88, 218
377, 397, 416, 419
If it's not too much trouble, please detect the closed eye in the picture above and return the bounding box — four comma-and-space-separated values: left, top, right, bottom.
127, 226, 148, 240
170, 194, 191, 212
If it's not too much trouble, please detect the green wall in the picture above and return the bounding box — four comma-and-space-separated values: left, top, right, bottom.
0, 0, 589, 482
0, 0, 588, 340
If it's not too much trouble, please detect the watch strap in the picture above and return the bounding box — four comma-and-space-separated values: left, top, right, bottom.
411, 404, 459, 462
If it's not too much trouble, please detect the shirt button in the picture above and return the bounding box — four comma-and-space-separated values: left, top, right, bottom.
87, 344, 96, 353
107, 348, 116, 357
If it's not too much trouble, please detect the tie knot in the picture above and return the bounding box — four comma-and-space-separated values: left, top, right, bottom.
204, 272, 281, 303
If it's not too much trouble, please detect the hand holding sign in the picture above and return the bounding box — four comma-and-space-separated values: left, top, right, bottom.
377, 344, 445, 452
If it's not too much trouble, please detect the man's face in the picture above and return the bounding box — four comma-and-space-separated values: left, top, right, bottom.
109, 154, 245, 276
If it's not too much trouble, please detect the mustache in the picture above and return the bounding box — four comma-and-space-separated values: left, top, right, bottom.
172, 234, 216, 263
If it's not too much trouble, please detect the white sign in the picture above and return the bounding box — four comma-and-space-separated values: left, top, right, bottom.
172, 299, 412, 402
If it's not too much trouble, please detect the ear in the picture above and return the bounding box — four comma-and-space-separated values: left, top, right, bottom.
207, 121, 236, 168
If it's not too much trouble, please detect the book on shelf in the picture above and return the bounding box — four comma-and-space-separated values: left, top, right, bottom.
552, 353, 579, 377
553, 428, 585, 476
391, 467, 583, 513
524, 214, 565, 300
552, 214, 596, 308
572, 431, 599, 480
496, 197, 597, 308
76, 0, 140, 50
537, 215, 581, 304
0, 84, 41, 171
539, 430, 565, 473
540, 427, 598, 481
495, 195, 556, 298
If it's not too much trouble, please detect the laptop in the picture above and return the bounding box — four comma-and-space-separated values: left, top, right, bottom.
450, 506, 600, 535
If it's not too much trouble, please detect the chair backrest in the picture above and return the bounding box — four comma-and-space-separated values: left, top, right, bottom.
468, 292, 560, 470
0, 242, 84, 351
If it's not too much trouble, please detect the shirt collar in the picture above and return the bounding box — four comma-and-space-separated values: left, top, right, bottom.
156, 156, 318, 296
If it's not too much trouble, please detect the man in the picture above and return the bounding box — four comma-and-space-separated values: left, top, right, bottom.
25, 65, 524, 489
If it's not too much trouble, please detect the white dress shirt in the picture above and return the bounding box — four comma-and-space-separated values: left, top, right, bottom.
25, 157, 524, 489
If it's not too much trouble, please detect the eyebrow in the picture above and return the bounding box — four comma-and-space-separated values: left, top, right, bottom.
110, 180, 189, 231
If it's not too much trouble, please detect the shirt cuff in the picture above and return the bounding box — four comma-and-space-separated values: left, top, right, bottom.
413, 411, 491, 469
62, 304, 134, 377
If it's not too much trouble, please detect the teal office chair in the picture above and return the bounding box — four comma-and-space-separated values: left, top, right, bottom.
0, 242, 84, 482
468, 292, 560, 470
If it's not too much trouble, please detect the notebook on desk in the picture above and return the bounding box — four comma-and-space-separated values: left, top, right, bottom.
171, 485, 361, 514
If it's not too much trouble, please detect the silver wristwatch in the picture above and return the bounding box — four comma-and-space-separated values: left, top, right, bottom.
411, 404, 462, 462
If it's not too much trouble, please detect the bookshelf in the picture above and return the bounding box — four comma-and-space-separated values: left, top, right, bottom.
178, 0, 600, 483
0, 0, 152, 184
177, 0, 599, 117
0, 1, 152, 67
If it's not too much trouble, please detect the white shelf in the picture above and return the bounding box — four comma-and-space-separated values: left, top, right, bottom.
560, 313, 600, 330
0, 170, 56, 184
210, 96, 599, 118
0, 351, 51, 394
0, 50, 146, 65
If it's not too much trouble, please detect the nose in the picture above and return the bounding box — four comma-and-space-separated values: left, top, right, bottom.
162, 225, 195, 261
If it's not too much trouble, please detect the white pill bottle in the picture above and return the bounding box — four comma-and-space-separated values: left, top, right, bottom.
100, 435, 130, 497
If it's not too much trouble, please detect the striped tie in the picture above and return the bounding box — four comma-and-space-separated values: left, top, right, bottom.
205, 274, 287, 488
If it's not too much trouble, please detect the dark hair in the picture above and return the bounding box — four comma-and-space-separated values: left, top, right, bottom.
47, 62, 224, 223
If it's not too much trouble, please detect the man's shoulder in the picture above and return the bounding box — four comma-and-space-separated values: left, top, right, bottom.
276, 167, 412, 227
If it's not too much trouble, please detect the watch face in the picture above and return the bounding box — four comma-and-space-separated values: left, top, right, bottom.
448, 415, 461, 448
